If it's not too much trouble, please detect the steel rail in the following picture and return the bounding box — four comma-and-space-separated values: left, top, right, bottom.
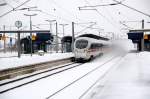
46, 55, 122, 99
79, 54, 125, 99
0, 57, 72, 80
0, 63, 75, 86
0, 63, 84, 94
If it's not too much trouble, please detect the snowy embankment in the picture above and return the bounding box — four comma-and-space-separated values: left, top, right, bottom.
137, 51, 150, 80
0, 53, 74, 70
0, 52, 17, 58
0, 50, 123, 99
1, 39, 145, 99
85, 51, 150, 99
0, 39, 134, 70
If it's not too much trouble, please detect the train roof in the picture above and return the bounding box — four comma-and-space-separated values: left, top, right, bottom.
61, 36, 73, 42
78, 34, 109, 41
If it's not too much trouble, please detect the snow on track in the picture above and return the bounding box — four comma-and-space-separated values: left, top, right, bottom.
0, 51, 124, 99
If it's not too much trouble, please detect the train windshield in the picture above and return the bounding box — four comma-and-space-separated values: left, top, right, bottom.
75, 39, 88, 49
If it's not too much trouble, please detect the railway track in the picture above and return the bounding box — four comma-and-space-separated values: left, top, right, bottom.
0, 62, 85, 94
0, 54, 125, 96
45, 54, 125, 99
0, 57, 73, 81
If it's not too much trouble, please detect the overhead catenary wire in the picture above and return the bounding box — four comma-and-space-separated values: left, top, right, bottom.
109, 0, 137, 21
50, 0, 78, 22
79, 2, 121, 9
83, 0, 122, 32
0, 0, 31, 18
38, 1, 97, 33
49, 0, 90, 23
37, 9, 98, 36
101, 5, 121, 29
30, 8, 99, 35
37, 9, 72, 23
20, 7, 73, 23
81, 0, 136, 33
81, 0, 150, 33
121, 20, 143, 30
80, 0, 125, 24
117, 10, 135, 21
96, 9, 121, 31
75, 23, 96, 35
1, 0, 103, 36
3, 0, 14, 8
49, 0, 102, 36
1, 0, 135, 36
48, 0, 101, 33
113, 0, 150, 18
119, 21, 134, 29
111, 7, 141, 29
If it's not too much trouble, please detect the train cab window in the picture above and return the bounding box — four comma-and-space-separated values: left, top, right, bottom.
75, 39, 88, 49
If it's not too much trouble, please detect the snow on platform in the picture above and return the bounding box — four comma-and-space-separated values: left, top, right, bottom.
0, 39, 143, 99
0, 39, 134, 71
0, 49, 122, 99
0, 52, 17, 58
88, 52, 150, 99
0, 53, 74, 70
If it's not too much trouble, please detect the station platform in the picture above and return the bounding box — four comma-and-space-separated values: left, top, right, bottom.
91, 52, 150, 99
0, 52, 73, 70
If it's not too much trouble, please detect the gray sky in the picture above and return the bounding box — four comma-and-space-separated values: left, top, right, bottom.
0, 0, 150, 37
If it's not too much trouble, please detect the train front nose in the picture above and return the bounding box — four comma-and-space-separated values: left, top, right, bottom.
74, 49, 89, 59
74, 39, 89, 59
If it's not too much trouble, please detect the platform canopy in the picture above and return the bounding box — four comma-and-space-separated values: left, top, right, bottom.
127, 32, 143, 43
0, 30, 50, 33
129, 29, 150, 32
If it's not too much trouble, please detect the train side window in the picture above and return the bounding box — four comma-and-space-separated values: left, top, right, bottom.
90, 44, 94, 49
90, 43, 102, 49
90, 43, 96, 49
98, 43, 103, 47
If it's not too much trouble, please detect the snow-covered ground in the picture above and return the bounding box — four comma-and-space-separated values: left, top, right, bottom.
0, 39, 135, 70
0, 52, 18, 58
0, 53, 74, 70
85, 52, 150, 99
0, 48, 123, 99
1, 39, 148, 99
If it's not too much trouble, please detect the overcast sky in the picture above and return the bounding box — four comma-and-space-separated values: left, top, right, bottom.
0, 0, 150, 37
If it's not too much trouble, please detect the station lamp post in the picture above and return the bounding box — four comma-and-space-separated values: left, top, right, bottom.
59, 24, 68, 37
59, 24, 68, 53
45, 20, 56, 53
24, 13, 37, 56
45, 20, 56, 33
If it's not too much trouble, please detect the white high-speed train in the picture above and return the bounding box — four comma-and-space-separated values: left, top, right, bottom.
74, 34, 110, 62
